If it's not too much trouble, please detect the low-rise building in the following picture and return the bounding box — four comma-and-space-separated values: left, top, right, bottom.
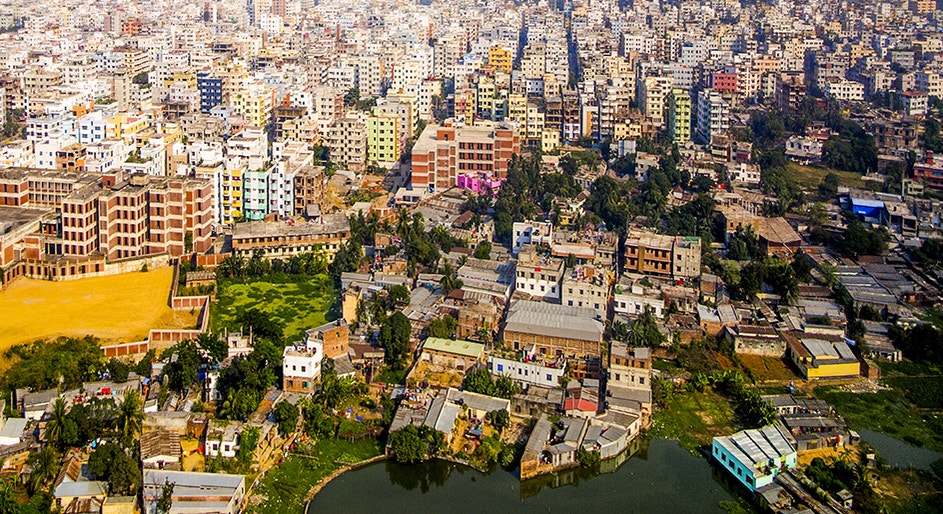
786, 336, 861, 379
623, 231, 701, 280
419, 337, 485, 372
143, 470, 245, 514
711, 426, 798, 492
282, 339, 323, 393
231, 213, 350, 260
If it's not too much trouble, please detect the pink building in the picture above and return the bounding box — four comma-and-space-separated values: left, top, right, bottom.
457, 173, 502, 196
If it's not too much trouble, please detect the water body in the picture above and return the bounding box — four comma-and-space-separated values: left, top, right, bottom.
307, 439, 741, 514
858, 429, 943, 471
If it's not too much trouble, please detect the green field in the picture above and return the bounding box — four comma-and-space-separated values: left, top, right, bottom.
787, 163, 867, 190
648, 390, 740, 452
211, 275, 337, 342
815, 386, 943, 452
248, 438, 383, 514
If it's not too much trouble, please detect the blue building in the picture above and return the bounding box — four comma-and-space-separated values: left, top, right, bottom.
711, 426, 797, 492
850, 198, 887, 225
197, 73, 223, 114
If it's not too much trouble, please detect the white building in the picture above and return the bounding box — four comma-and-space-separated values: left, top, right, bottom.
512, 220, 553, 255
282, 339, 323, 394
696, 89, 730, 143
488, 353, 566, 389
824, 78, 864, 102
613, 279, 665, 318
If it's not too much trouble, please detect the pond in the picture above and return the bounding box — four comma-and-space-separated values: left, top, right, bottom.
307, 439, 743, 514
859, 429, 943, 471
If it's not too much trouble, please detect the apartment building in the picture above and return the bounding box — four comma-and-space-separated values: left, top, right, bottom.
327, 113, 368, 172
515, 244, 565, 302
410, 121, 519, 192
696, 89, 730, 144
666, 88, 691, 143
623, 231, 701, 279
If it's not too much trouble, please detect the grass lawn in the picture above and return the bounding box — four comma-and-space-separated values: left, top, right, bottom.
815, 386, 943, 452
211, 275, 336, 342
787, 162, 866, 189
0, 266, 195, 349
248, 438, 383, 514
648, 389, 740, 452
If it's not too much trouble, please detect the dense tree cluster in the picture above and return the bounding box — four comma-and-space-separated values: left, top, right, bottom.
460, 368, 521, 399
217, 249, 328, 280
889, 323, 943, 364
378, 312, 412, 370
841, 215, 888, 259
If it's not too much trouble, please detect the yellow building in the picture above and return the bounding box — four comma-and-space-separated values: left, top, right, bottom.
367, 115, 400, 166
507, 93, 527, 138
220, 167, 245, 224
667, 88, 692, 143
488, 45, 513, 74
107, 113, 150, 142
787, 337, 861, 379
232, 85, 274, 128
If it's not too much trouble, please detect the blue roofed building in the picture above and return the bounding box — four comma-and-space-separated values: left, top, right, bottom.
711, 426, 798, 492
850, 198, 887, 225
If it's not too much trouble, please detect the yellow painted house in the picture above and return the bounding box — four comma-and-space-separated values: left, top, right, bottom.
786, 336, 861, 379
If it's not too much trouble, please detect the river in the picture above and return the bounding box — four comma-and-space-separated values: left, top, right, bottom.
307, 439, 743, 514
858, 429, 943, 471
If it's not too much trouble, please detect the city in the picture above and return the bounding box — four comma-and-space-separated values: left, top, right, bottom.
0, 0, 941, 512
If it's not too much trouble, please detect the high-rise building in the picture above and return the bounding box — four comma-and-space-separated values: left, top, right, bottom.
666, 88, 691, 143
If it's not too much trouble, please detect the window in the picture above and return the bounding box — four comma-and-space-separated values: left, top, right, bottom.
639, 377, 645, 385
546, 374, 552, 381
497, 364, 503, 372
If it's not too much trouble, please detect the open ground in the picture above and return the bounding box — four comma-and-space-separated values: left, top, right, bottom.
211, 275, 336, 342
786, 162, 867, 189
0, 266, 196, 350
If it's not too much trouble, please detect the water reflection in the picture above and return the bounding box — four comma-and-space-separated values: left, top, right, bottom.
308, 439, 740, 514
859, 429, 943, 470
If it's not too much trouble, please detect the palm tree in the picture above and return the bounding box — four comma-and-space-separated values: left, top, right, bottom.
118, 390, 144, 445
28, 446, 59, 494
45, 398, 67, 447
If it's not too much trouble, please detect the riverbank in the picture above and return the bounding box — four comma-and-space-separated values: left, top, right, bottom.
247, 437, 383, 514
302, 454, 387, 502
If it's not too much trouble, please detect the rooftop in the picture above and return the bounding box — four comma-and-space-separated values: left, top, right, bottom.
422, 337, 485, 359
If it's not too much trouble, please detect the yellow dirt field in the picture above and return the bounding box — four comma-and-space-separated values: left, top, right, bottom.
0, 267, 197, 349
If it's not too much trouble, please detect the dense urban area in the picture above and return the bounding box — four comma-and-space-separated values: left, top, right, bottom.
1, 0, 943, 512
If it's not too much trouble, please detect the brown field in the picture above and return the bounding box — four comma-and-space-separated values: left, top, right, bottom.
0, 267, 197, 349
738, 354, 801, 382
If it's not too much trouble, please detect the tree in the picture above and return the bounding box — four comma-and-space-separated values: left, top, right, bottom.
818, 172, 840, 198
386, 285, 411, 308
237, 426, 260, 464
28, 446, 59, 494
237, 309, 284, 342
461, 368, 496, 396
156, 478, 174, 514
628, 307, 666, 347
378, 312, 411, 369
486, 410, 510, 432
473, 240, 492, 259
197, 332, 228, 364
163, 340, 203, 392
106, 358, 131, 383
389, 425, 426, 463
118, 390, 144, 445
274, 401, 300, 436
88, 443, 140, 496
45, 398, 68, 448
426, 316, 457, 339
440, 260, 463, 293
